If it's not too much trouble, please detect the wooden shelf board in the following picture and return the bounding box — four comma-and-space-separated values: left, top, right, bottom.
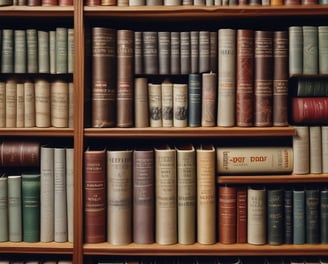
0, 128, 74, 137
84, 243, 328, 256
0, 242, 73, 254
0, 6, 74, 17
84, 127, 295, 138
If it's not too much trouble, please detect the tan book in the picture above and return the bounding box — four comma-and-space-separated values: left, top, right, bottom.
310, 126, 322, 174
322, 126, 328, 173
56, 27, 68, 74
51, 80, 68, 128
68, 82, 74, 128
24, 80, 35, 128
176, 144, 196, 245
66, 147, 74, 243
173, 83, 188, 128
293, 126, 310, 175
148, 83, 162, 127
49, 30, 56, 74
155, 145, 177, 245
35, 79, 51, 128
217, 146, 293, 174
38, 30, 50, 74
201, 72, 217, 127
134, 78, 149, 128
67, 28, 74, 74
107, 149, 132, 245
0, 82, 5, 128
161, 80, 173, 128
197, 144, 216, 245
5, 79, 17, 128
16, 82, 24, 128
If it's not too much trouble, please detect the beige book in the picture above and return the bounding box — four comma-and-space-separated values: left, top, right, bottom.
107, 149, 132, 245
197, 144, 216, 245
49, 30, 56, 74
155, 145, 177, 245
322, 126, 328, 173
24, 80, 35, 128
293, 126, 310, 174
161, 79, 173, 128
51, 80, 69, 128
5, 79, 17, 128
134, 78, 149, 128
16, 82, 24, 128
173, 83, 188, 128
66, 147, 74, 243
217, 146, 293, 174
0, 82, 5, 128
68, 28, 74, 74
35, 79, 51, 127
148, 83, 162, 128
310, 126, 322, 174
247, 186, 266, 245
176, 144, 196, 245
201, 72, 217, 127
68, 82, 74, 128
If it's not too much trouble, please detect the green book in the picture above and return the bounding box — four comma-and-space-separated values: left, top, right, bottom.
67, 28, 74, 74
8, 175, 22, 242
22, 173, 40, 242
318, 26, 328, 74
303, 26, 318, 75
56, 27, 68, 74
14, 29, 26, 74
0, 175, 8, 241
38, 30, 50, 74
0, 0, 13, 6
1, 29, 14, 73
27, 29, 38, 73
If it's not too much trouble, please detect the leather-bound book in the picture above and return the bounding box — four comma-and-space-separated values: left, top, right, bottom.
158, 31, 170, 75
305, 188, 320, 244
267, 187, 284, 245
236, 186, 247, 243
201, 72, 217, 127
320, 189, 328, 243
319, 26, 328, 74
188, 73, 201, 127
134, 31, 143, 75
254, 30, 273, 127
16, 83, 24, 128
55, 27, 68, 74
190, 31, 199, 74
28, 0, 41, 4
289, 26, 303, 76
284, 188, 293, 244
51, 80, 69, 128
92, 27, 116, 128
26, 29, 38, 73
14, 30, 26, 74
86, 0, 100, 6
67, 29, 74, 72
116, 29, 134, 128
236, 29, 254, 127
143, 31, 158, 75
292, 97, 328, 124
5, 79, 16, 128
1, 29, 14, 73
170, 32, 180, 75
42, 0, 58, 5
58, 0, 73, 4
199, 31, 210, 73
38, 30, 50, 73
35, 79, 51, 128
309, 126, 322, 174
180, 31, 190, 75
209, 31, 217, 73
0, 175, 8, 242
8, 175, 22, 242
293, 188, 305, 244
134, 78, 149, 128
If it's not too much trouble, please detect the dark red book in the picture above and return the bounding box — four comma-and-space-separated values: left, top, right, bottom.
292, 97, 328, 124
236, 186, 247, 243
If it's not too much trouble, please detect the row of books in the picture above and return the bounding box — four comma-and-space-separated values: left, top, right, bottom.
0, 79, 74, 128
0, 261, 72, 264
0, 27, 74, 74
0, 145, 74, 243
0, 0, 73, 6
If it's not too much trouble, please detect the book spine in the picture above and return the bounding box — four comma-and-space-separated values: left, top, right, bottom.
284, 189, 293, 244
134, 77, 149, 128
16, 82, 24, 128
188, 73, 201, 127
305, 189, 320, 244
201, 72, 217, 127
155, 146, 177, 245
236, 186, 247, 243
236, 29, 254, 127
92, 27, 116, 128
51, 81, 69, 128
38, 30, 49, 73
197, 144, 216, 245
26, 29, 38, 73
289, 26, 303, 76
133, 148, 154, 244
158, 31, 170, 75
5, 79, 17, 128
180, 31, 191, 75
318, 26, 328, 74
0, 82, 5, 128
273, 31, 288, 127
320, 189, 328, 243
8, 175, 22, 242
292, 97, 328, 124
1, 29, 14, 73
190, 31, 199, 73
161, 80, 173, 128
116, 30, 134, 128
209, 31, 218, 73
35, 79, 51, 128
293, 189, 305, 244
170, 32, 180, 75
84, 149, 106, 243
199, 31, 210, 73
310, 126, 322, 174
107, 149, 132, 245
173, 83, 188, 128
267, 187, 283, 245
0, 177, 8, 241
293, 126, 310, 174
24, 81, 36, 128
67, 28, 74, 74
303, 26, 318, 75
254, 30, 273, 127
322, 127, 328, 173
134, 31, 143, 74
176, 144, 196, 245
68, 82, 74, 128
66, 147, 74, 242
148, 83, 162, 127
14, 30, 26, 73
217, 28, 236, 127
22, 174, 40, 242
143, 31, 158, 75
56, 27, 68, 74
49, 30, 56, 74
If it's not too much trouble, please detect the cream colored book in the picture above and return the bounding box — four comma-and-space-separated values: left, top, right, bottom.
134, 77, 149, 128
310, 126, 322, 174
148, 83, 162, 127
5, 79, 17, 128
293, 126, 310, 175
24, 80, 35, 128
173, 83, 188, 128
161, 79, 173, 128
66, 147, 74, 243
16, 82, 24, 128
51, 80, 69, 128
197, 144, 216, 245
35, 79, 51, 128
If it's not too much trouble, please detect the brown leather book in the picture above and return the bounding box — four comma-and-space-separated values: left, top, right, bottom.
292, 97, 328, 124
143, 31, 158, 75
254, 30, 273, 127
86, 0, 101, 4
218, 185, 237, 244
0, 141, 40, 167
58, 0, 73, 5
27, 0, 41, 5
273, 31, 288, 127
236, 29, 254, 127
116, 29, 134, 128
236, 186, 247, 243
284, 0, 300, 4
92, 27, 116, 128
42, 0, 58, 5
84, 148, 106, 243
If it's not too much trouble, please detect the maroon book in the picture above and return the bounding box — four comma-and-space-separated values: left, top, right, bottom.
42, 0, 58, 5
236, 186, 247, 243
292, 97, 328, 124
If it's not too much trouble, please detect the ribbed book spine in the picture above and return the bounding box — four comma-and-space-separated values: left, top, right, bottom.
289, 26, 303, 76
303, 26, 318, 75
310, 126, 322, 174
158, 31, 170, 75
14, 30, 26, 73
293, 126, 310, 175
49, 30, 56, 74
267, 187, 283, 245
209, 31, 217, 73
24, 80, 35, 128
16, 82, 24, 128
170, 32, 180, 75
67, 28, 74, 74
293, 189, 305, 244
0, 176, 8, 241
188, 73, 201, 127
5, 79, 17, 128
143, 31, 158, 75
134, 31, 143, 75
190, 31, 199, 73
199, 31, 210, 73
8, 175, 22, 242
236, 186, 247, 243
284, 188, 293, 244
201, 72, 217, 127
134, 78, 149, 128
305, 189, 320, 244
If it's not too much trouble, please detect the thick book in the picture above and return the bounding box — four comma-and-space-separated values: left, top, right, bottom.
14, 30, 27, 73
196, 144, 216, 245
293, 126, 310, 174
289, 26, 303, 76
293, 188, 305, 244
303, 26, 318, 75
8, 175, 22, 242
1, 29, 14, 73
216, 146, 293, 174
236, 186, 247, 243
92, 27, 116, 128
38, 30, 50, 73
155, 145, 177, 245
35, 79, 51, 128
107, 149, 132, 245
254, 30, 273, 127
22, 173, 40, 242
188, 73, 201, 127
201, 72, 217, 127
218, 185, 237, 244
236, 29, 254, 127
267, 187, 283, 245
0, 176, 8, 241
320, 189, 328, 243
143, 31, 158, 75
292, 98, 328, 125
319, 26, 328, 74
305, 189, 320, 244
133, 148, 154, 244
294, 78, 328, 97
84, 148, 106, 243
116, 30, 134, 128
217, 28, 236, 127
134, 78, 149, 128
51, 81, 69, 128
176, 144, 196, 245
247, 186, 266, 245
173, 83, 188, 128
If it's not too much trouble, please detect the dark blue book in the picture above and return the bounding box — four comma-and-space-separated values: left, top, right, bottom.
293, 189, 305, 244
305, 188, 320, 244
188, 73, 201, 127
267, 187, 283, 245
284, 188, 293, 244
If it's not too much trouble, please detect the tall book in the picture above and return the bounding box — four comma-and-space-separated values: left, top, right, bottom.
180, 31, 190, 74
218, 185, 237, 244
188, 73, 201, 127
1, 29, 14, 73
26, 29, 38, 73
24, 80, 36, 128
209, 31, 217, 73
14, 30, 26, 73
107, 149, 132, 245
310, 126, 322, 174
197, 144, 216, 245
51, 80, 69, 128
49, 30, 56, 74
8, 175, 22, 242
155, 145, 177, 245
0, 176, 8, 241
66, 147, 74, 243
216, 146, 293, 174
143, 31, 158, 75
199, 31, 210, 73
173, 83, 188, 128
134, 77, 149, 128
236, 29, 254, 127
67, 28, 74, 74
68, 82, 74, 128
38, 30, 50, 73
320, 189, 328, 243
247, 186, 266, 245
161, 79, 173, 128
148, 83, 162, 127
217, 29, 236, 127
201, 72, 217, 127
254, 30, 273, 127
284, 188, 293, 244
190, 31, 199, 73
293, 188, 305, 244
318, 26, 328, 74
176, 144, 196, 245
236, 186, 247, 243
293, 126, 310, 174
22, 173, 40, 242
55, 27, 68, 74
322, 127, 328, 173
16, 82, 24, 128
305, 188, 320, 244
116, 29, 134, 128
273, 31, 288, 127
0, 82, 5, 127
133, 148, 154, 244
170, 32, 180, 75
158, 31, 170, 75
54, 147, 67, 242
92, 27, 116, 128
35, 79, 51, 128
5, 79, 16, 128
289, 26, 303, 76
40, 146, 54, 242
267, 187, 283, 245
84, 148, 106, 243
134, 31, 143, 74
303, 26, 318, 75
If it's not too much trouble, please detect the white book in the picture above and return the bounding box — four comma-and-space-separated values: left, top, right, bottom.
293, 126, 310, 174
310, 126, 322, 174
321, 126, 328, 173
66, 147, 74, 243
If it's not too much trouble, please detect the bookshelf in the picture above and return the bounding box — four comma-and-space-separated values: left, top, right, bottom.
1, 1, 328, 264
